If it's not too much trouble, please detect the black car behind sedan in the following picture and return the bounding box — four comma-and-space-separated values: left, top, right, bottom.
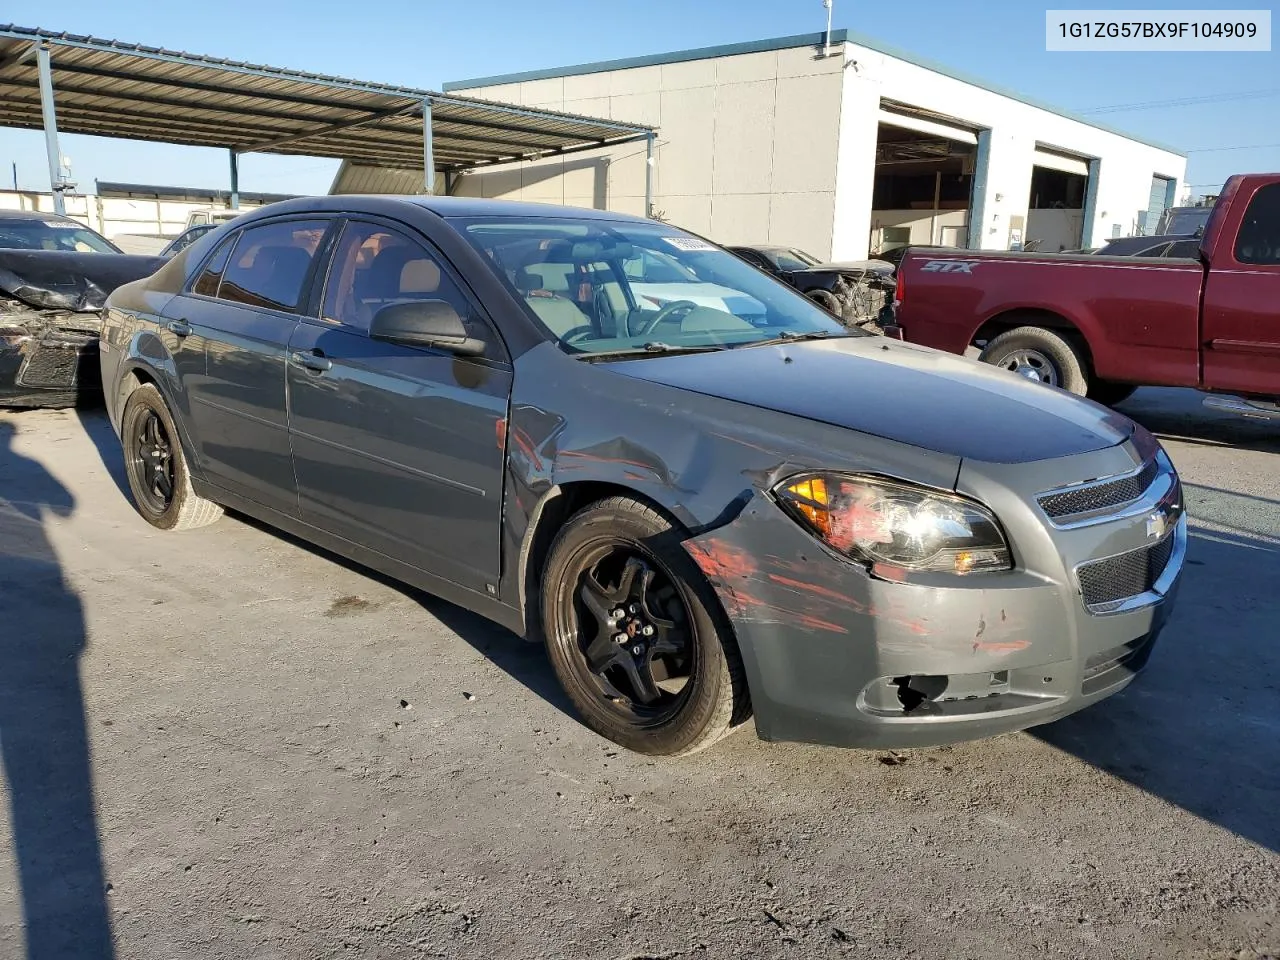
101, 196, 1183, 756
0, 209, 163, 407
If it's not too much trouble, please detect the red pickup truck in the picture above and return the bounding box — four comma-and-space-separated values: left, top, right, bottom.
890, 173, 1280, 416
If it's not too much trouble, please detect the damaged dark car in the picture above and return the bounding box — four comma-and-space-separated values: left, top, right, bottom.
102, 197, 1185, 757
727, 244, 897, 331
1, 210, 165, 408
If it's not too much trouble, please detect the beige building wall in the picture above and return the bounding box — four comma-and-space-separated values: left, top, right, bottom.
450, 43, 847, 259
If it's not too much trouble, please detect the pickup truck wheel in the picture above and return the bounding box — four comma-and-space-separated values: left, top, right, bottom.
121, 383, 223, 531
1087, 381, 1139, 406
541, 497, 750, 756
979, 326, 1088, 395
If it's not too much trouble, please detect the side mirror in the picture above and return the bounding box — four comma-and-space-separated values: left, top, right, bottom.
369, 300, 485, 357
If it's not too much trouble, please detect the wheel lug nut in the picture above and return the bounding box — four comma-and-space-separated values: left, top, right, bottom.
613, 633, 628, 645
611, 608, 626, 620
628, 604, 639, 614
631, 645, 643, 656
642, 625, 655, 636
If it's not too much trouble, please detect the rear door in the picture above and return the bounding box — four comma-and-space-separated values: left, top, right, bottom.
285, 217, 511, 594
170, 216, 334, 515
1202, 183, 1280, 396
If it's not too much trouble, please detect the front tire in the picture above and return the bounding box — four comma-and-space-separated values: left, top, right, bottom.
979, 326, 1088, 395
541, 497, 750, 756
121, 383, 222, 531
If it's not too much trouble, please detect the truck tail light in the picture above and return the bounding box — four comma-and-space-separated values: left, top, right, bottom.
895, 268, 905, 304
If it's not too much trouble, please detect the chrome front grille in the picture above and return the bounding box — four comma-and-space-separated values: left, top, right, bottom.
1077, 528, 1179, 613
1038, 457, 1160, 522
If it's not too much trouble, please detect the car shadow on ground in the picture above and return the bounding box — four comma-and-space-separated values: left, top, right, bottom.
1117, 387, 1280, 454
71, 409, 578, 722
75, 407, 130, 500
1033, 491, 1280, 854
0, 420, 115, 958
229, 510, 578, 720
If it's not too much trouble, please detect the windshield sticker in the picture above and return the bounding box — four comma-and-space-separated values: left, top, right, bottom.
661, 236, 717, 252
43, 220, 79, 228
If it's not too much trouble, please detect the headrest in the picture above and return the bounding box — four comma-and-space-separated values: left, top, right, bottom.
401, 258, 440, 294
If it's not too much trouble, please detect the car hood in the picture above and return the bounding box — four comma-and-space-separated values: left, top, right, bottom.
602, 337, 1134, 464
0, 249, 167, 311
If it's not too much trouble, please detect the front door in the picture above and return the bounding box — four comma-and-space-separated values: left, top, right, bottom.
172, 217, 333, 516
286, 218, 511, 594
1202, 182, 1280, 397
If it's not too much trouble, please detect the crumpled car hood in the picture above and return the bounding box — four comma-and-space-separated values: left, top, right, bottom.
603, 336, 1134, 464
0, 249, 166, 312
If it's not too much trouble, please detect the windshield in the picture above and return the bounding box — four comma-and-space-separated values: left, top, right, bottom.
458, 218, 851, 357
1157, 207, 1212, 236
0, 218, 119, 253
773, 248, 820, 271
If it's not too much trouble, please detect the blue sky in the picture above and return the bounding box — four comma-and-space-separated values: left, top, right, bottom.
0, 0, 1276, 199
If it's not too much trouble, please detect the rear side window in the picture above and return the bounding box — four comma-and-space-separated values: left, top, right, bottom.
1235, 184, 1280, 265
193, 232, 237, 297
218, 220, 329, 312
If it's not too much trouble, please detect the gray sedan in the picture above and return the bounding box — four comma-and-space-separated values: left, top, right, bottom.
100, 196, 1185, 756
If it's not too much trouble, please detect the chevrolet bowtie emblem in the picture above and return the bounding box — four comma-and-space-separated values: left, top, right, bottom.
1146, 511, 1169, 539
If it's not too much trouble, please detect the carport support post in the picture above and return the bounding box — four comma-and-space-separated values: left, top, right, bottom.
228, 150, 240, 209
35, 44, 66, 216
422, 98, 436, 195
644, 132, 655, 217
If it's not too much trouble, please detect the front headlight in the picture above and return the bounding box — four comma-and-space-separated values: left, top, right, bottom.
773, 473, 1012, 576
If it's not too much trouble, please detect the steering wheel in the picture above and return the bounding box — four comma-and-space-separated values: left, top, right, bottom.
561, 326, 597, 344
633, 299, 699, 336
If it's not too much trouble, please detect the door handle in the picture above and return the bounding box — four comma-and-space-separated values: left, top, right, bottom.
166, 320, 192, 337
290, 350, 332, 373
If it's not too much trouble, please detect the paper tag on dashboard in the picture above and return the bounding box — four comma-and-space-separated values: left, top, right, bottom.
661, 236, 717, 252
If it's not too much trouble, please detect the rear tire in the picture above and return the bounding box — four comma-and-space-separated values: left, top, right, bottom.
541, 496, 750, 756
979, 326, 1088, 396
121, 383, 222, 531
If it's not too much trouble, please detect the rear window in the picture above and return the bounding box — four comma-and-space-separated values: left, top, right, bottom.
1235, 184, 1280, 266
216, 220, 329, 312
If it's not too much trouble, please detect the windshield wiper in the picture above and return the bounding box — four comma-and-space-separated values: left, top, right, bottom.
734, 330, 845, 349
578, 341, 729, 362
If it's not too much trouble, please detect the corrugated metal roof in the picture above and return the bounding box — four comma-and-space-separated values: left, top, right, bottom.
0, 25, 654, 172
95, 180, 298, 203
328, 162, 435, 196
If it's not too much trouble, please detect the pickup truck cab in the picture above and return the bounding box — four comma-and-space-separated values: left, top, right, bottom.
891, 173, 1280, 416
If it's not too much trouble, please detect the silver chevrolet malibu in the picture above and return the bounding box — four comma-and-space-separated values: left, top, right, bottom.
100, 196, 1185, 756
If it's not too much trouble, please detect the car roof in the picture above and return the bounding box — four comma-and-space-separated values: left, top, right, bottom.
0, 208, 82, 223
226, 194, 657, 224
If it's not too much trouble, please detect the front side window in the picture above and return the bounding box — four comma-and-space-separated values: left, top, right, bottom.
320, 221, 474, 334
217, 219, 328, 312
1234, 184, 1280, 266
459, 218, 851, 356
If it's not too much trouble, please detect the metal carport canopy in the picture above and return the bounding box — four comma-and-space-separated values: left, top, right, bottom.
0, 24, 655, 209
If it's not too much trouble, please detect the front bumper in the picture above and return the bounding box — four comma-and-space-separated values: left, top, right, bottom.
684, 437, 1185, 750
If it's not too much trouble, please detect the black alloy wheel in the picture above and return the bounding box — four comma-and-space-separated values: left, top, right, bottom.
541, 496, 749, 756
129, 408, 176, 514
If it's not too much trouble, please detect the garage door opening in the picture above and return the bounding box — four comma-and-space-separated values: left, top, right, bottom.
870, 106, 978, 257
1026, 148, 1091, 252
